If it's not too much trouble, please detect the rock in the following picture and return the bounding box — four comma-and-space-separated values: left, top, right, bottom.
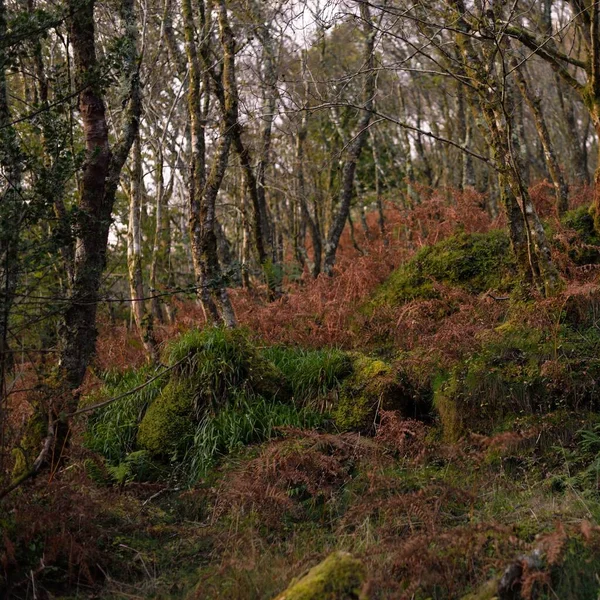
273, 551, 367, 600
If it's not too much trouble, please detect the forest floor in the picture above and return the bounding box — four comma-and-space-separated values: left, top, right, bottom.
5, 185, 600, 599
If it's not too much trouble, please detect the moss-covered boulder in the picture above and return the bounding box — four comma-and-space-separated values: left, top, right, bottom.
367, 230, 516, 310
333, 354, 418, 432
434, 324, 600, 441
273, 552, 367, 600
137, 327, 286, 457
560, 205, 600, 265
137, 380, 196, 457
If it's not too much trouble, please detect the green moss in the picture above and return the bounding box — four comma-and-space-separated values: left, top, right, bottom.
368, 230, 516, 310
434, 320, 600, 440
333, 354, 415, 432
459, 578, 500, 600
136, 327, 289, 458
272, 551, 367, 600
560, 205, 600, 265
12, 413, 46, 479
433, 322, 600, 440
137, 379, 195, 458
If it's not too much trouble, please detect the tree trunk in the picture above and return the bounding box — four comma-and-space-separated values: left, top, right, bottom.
127, 136, 158, 361
0, 0, 22, 468
513, 62, 569, 215
182, 0, 236, 327
323, 3, 376, 275
60, 0, 141, 395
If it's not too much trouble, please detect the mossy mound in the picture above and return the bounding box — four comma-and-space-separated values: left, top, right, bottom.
137, 327, 286, 458
164, 326, 286, 405
434, 324, 600, 441
272, 552, 367, 600
368, 230, 516, 310
560, 205, 600, 265
333, 354, 418, 432
137, 380, 197, 457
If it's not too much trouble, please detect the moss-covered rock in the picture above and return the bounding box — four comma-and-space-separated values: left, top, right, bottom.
434, 324, 600, 441
273, 551, 367, 600
560, 205, 600, 265
137, 327, 287, 458
459, 577, 500, 600
12, 413, 46, 479
333, 354, 418, 432
367, 230, 516, 310
137, 380, 196, 457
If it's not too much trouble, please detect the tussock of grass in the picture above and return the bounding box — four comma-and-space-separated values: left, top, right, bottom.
262, 346, 351, 403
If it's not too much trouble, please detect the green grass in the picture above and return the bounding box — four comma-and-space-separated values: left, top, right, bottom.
84, 366, 167, 463
263, 346, 351, 403
183, 394, 327, 483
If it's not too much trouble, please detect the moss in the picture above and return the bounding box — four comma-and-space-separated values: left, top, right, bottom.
367, 230, 516, 310
137, 327, 288, 458
333, 354, 417, 432
558, 205, 600, 265
272, 551, 367, 600
433, 324, 600, 441
459, 577, 500, 600
137, 379, 195, 457
12, 413, 46, 479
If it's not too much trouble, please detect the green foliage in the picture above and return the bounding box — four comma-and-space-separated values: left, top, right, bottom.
165, 326, 285, 407
85, 366, 166, 463
560, 205, 600, 265
542, 538, 600, 599
263, 346, 351, 403
368, 230, 516, 309
184, 394, 326, 482
85, 328, 334, 483
272, 551, 367, 600
85, 450, 163, 486
434, 323, 600, 440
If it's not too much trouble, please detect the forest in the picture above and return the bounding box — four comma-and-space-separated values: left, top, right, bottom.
4, 0, 600, 598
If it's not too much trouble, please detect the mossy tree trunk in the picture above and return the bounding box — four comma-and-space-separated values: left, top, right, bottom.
182, 0, 236, 327
127, 136, 158, 362
505, 2, 600, 230
512, 60, 569, 216
323, 3, 376, 276
59, 0, 141, 412
296, 50, 322, 277
149, 143, 173, 324
451, 0, 560, 296
0, 0, 23, 470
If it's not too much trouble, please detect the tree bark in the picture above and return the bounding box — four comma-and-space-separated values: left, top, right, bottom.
513, 62, 569, 215
59, 0, 141, 394
127, 136, 158, 361
182, 0, 236, 327
323, 3, 376, 275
